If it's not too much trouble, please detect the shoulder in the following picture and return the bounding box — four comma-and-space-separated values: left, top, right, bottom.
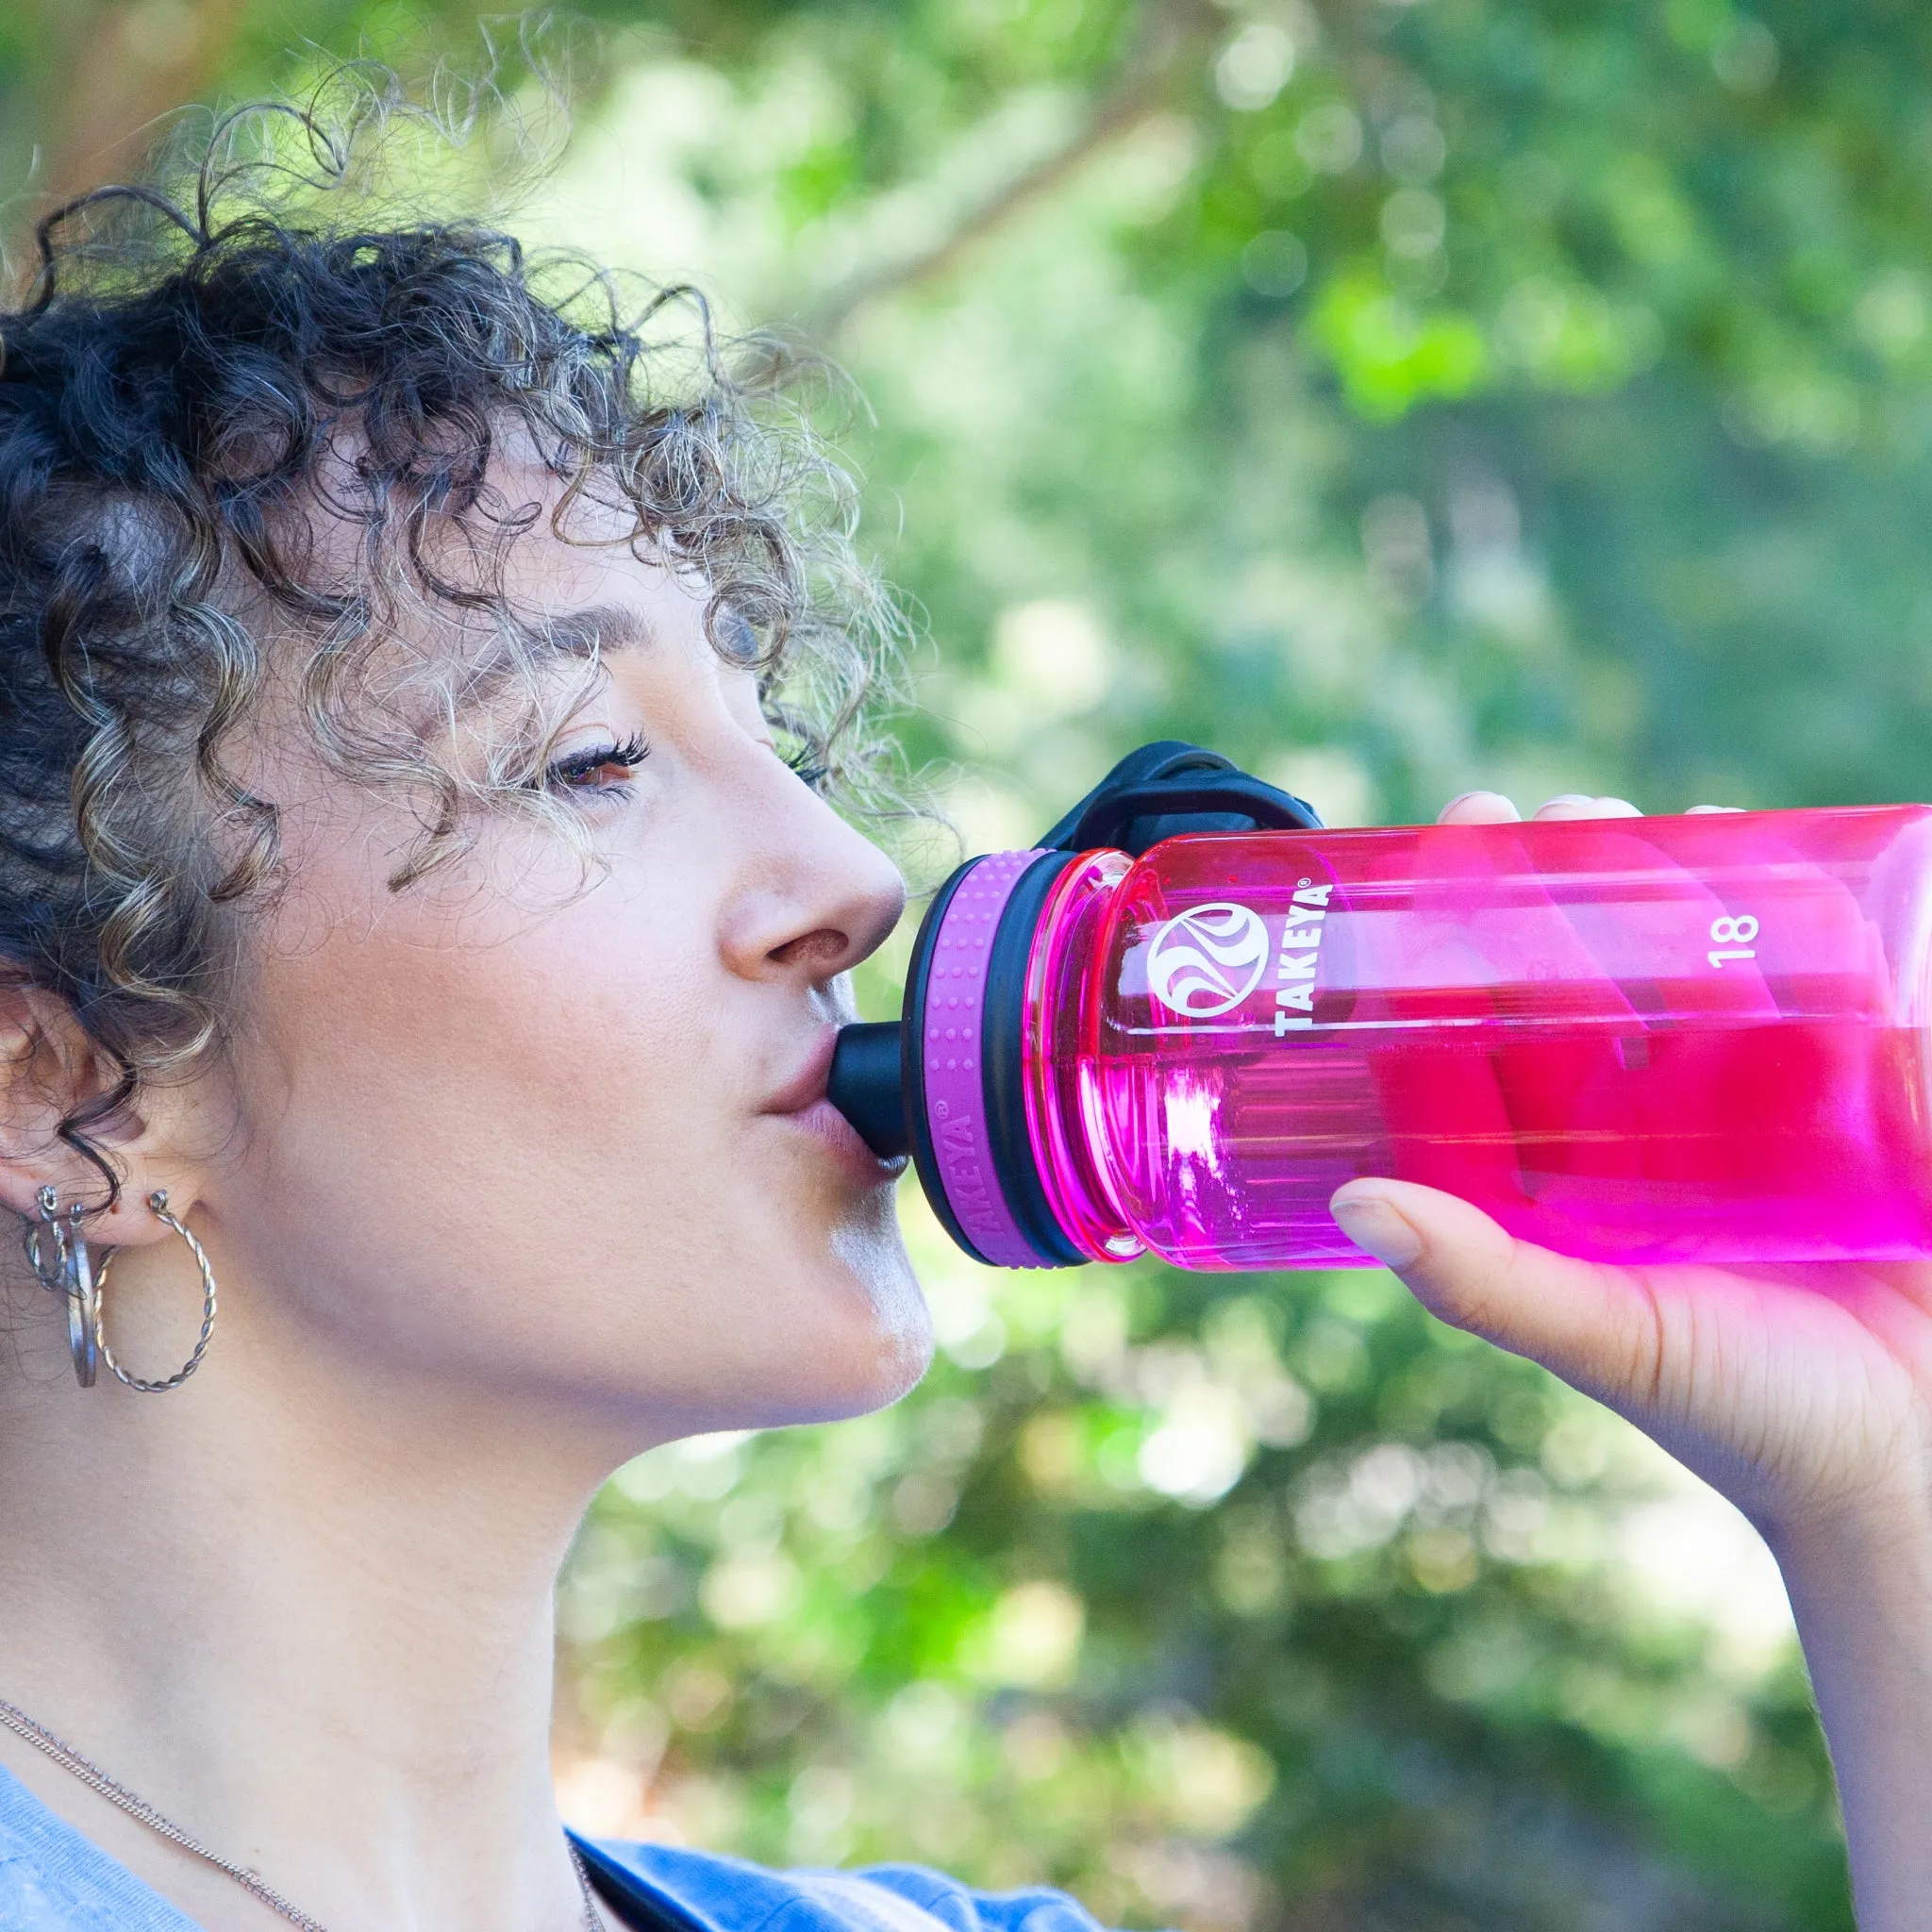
576, 1838, 1118, 1932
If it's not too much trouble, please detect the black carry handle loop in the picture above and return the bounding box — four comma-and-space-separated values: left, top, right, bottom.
1037, 740, 1324, 855
825, 742, 1324, 1167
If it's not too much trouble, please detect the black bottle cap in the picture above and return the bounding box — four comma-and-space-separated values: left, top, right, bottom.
826, 1021, 908, 1158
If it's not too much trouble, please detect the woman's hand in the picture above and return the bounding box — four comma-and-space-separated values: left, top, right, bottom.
1328, 788, 1932, 1932
1330, 786, 1932, 1552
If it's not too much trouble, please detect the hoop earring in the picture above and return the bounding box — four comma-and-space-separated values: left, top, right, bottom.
92, 1191, 217, 1395
24, 1185, 64, 1294
25, 1186, 97, 1389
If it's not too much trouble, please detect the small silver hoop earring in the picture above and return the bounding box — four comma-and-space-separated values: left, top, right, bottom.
25, 1187, 97, 1388
64, 1202, 97, 1390
24, 1185, 65, 1295
92, 1191, 217, 1395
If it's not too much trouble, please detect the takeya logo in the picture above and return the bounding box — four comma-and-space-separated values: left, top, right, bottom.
1143, 881, 1334, 1029
1145, 903, 1271, 1017
1272, 879, 1332, 1034
936, 1110, 1001, 1239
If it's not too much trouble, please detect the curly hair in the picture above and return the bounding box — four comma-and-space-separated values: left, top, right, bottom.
0, 80, 902, 1204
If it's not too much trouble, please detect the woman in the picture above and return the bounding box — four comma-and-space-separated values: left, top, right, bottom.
0, 104, 1926, 1932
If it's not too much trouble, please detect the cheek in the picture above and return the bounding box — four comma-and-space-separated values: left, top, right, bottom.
222, 878, 924, 1422
243, 887, 721, 1247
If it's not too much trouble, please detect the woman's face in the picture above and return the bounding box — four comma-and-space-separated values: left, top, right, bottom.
193, 468, 928, 1448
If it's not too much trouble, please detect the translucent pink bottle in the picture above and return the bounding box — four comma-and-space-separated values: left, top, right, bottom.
828, 771, 1932, 1272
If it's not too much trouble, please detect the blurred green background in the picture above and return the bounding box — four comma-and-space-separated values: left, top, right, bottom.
16, 0, 1932, 1924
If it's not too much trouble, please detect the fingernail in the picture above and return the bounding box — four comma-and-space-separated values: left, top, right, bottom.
1330, 1191, 1423, 1270
1441, 790, 1520, 819
1542, 792, 1592, 808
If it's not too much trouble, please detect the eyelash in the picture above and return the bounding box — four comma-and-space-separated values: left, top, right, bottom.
545, 731, 650, 798
542, 733, 820, 799
786, 747, 828, 791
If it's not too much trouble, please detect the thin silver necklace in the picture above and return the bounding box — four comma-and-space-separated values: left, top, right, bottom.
0, 1691, 607, 1931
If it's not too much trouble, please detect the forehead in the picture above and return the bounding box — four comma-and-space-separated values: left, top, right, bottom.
296, 421, 642, 591
292, 431, 735, 665
497, 527, 755, 686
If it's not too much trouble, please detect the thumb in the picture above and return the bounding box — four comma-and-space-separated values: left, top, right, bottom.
1329, 1178, 1664, 1408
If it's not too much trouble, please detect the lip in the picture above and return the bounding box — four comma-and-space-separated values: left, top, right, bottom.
762, 1026, 841, 1116
761, 1026, 908, 1186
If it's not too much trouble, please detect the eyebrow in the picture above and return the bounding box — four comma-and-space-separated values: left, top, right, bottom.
531, 602, 653, 658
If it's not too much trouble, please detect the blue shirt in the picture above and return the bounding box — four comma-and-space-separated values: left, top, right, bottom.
0, 1762, 1113, 1932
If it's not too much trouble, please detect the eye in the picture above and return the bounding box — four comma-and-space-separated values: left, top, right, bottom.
544, 731, 650, 798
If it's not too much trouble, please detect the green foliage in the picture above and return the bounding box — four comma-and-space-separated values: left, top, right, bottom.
20, 0, 1932, 1922
558, 1203, 1847, 1928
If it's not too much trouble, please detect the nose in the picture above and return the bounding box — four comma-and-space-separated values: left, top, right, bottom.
717, 758, 908, 990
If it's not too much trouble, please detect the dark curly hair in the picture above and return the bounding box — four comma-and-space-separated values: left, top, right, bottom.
0, 80, 900, 1203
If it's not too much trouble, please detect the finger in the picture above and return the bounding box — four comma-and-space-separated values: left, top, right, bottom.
1531, 794, 1641, 821
1438, 790, 1521, 826
1687, 804, 1745, 815
1329, 1178, 1663, 1410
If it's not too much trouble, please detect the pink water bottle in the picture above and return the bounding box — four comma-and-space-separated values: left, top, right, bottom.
828, 744, 1932, 1270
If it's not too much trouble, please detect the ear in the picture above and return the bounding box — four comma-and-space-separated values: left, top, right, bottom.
0, 976, 198, 1252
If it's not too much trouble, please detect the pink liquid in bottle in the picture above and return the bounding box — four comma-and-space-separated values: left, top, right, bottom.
1020, 808, 1932, 1269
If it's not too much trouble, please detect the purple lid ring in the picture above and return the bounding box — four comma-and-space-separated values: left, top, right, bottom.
920, 850, 1042, 1270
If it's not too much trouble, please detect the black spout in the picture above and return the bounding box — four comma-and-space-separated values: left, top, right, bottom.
828, 1021, 908, 1158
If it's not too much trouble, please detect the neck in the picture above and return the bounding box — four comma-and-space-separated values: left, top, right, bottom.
0, 1280, 633, 1931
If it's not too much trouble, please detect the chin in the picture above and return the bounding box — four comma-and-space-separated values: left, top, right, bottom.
854, 1294, 937, 1411
563, 1306, 934, 1450
755, 1225, 935, 1428
794, 1263, 935, 1424
573, 1205, 935, 1440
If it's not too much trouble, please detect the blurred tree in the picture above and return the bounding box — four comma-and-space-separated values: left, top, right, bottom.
15, 2, 1932, 1925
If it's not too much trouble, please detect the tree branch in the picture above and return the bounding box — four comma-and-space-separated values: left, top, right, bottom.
801, 0, 1219, 342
